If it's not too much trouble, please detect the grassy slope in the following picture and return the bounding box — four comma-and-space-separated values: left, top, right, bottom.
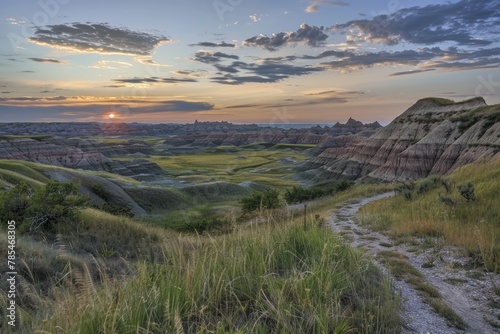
0, 181, 402, 333
359, 158, 500, 271
116, 148, 308, 187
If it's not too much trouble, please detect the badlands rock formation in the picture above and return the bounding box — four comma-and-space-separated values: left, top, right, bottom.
306, 97, 500, 182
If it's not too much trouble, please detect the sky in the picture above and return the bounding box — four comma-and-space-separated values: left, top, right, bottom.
0, 0, 499, 125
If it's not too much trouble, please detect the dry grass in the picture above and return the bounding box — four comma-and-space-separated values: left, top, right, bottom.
0, 184, 403, 333
360, 159, 500, 271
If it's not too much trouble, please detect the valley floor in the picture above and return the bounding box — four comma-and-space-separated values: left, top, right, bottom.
331, 193, 500, 333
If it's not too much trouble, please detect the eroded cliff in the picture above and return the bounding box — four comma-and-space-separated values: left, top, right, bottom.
305, 97, 500, 182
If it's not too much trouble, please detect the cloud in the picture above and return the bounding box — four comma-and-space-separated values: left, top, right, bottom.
89, 60, 133, 70
330, 0, 499, 46
136, 58, 171, 67
103, 85, 127, 88
306, 90, 339, 96
28, 57, 66, 64
285, 89, 363, 107
0, 96, 68, 102
129, 100, 214, 113
222, 90, 358, 111
389, 69, 436, 76
172, 70, 205, 77
315, 46, 500, 73
113, 77, 198, 84
29, 23, 170, 56
210, 61, 323, 85
320, 48, 444, 71
305, 5, 319, 13
0, 98, 214, 121
249, 14, 262, 23
189, 41, 235, 48
422, 58, 500, 71
306, 1, 349, 13
192, 51, 239, 63
244, 24, 329, 51
301, 50, 355, 59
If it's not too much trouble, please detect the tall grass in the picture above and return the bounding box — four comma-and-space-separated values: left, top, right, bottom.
359, 159, 500, 271
0, 183, 402, 333
29, 211, 400, 333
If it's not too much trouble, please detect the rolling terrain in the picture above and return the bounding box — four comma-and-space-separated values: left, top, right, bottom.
1, 97, 500, 332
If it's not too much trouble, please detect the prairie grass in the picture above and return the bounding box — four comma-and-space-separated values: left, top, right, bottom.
0, 184, 402, 333
32, 218, 401, 333
359, 159, 500, 271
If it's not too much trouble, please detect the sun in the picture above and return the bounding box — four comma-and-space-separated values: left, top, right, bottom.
109, 113, 115, 119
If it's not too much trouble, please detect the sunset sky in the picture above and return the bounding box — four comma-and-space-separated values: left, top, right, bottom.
0, 0, 499, 124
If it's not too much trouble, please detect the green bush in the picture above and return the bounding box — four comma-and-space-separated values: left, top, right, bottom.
0, 182, 34, 223
284, 181, 353, 204
458, 182, 476, 202
0, 181, 89, 232
416, 176, 442, 194
240, 189, 282, 213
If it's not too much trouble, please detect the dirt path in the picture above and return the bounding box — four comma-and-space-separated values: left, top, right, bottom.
327, 192, 500, 334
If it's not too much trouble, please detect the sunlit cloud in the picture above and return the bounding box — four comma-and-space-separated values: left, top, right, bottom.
243, 24, 329, 51
29, 23, 170, 56
330, 0, 499, 46
389, 69, 436, 76
89, 60, 133, 70
6, 18, 25, 25
306, 0, 349, 13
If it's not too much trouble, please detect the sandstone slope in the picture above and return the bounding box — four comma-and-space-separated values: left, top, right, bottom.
306, 97, 500, 182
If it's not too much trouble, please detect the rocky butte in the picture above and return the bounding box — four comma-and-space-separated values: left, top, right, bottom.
303, 97, 500, 182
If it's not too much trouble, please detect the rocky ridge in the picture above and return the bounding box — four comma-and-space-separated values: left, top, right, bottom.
304, 97, 500, 182
0, 119, 380, 174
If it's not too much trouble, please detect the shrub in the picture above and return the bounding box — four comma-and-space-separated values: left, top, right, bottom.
396, 181, 416, 200
240, 189, 282, 213
458, 183, 476, 202
440, 179, 454, 194
0, 182, 34, 223
336, 180, 353, 192
416, 176, 442, 194
438, 193, 456, 206
284, 181, 353, 204
0, 181, 89, 232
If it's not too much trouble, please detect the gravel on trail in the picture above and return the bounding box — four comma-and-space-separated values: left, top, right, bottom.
328, 193, 500, 334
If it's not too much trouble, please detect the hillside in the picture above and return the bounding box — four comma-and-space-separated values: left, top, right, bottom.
302, 97, 500, 182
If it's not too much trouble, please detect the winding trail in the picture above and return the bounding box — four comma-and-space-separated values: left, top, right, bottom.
327, 192, 500, 334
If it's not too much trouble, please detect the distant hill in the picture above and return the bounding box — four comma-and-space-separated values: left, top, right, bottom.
301, 97, 500, 182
